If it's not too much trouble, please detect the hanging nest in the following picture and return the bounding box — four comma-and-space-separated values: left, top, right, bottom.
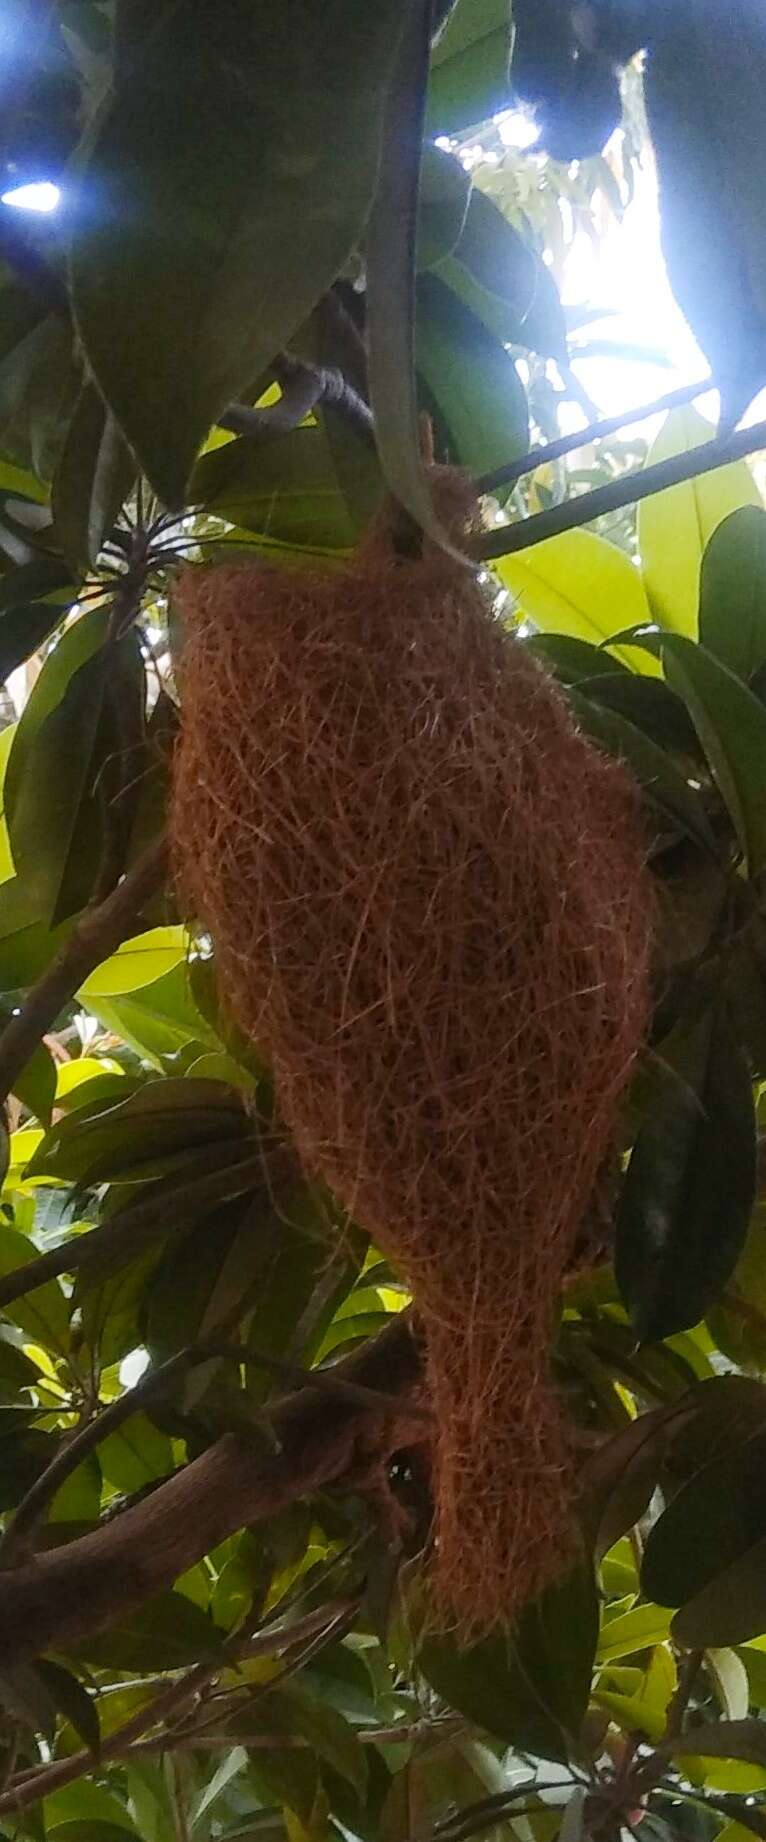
170, 474, 652, 1636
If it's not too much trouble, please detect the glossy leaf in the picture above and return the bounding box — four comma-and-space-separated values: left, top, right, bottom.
660, 632, 766, 874
565, 690, 717, 853
416, 273, 528, 476
643, 1425, 766, 1645
435, 185, 567, 361
78, 927, 189, 1000
495, 528, 658, 674
616, 1008, 756, 1342
638, 408, 762, 637
699, 507, 766, 681
70, 1, 406, 505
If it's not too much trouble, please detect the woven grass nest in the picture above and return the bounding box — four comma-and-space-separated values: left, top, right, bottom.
171, 472, 652, 1636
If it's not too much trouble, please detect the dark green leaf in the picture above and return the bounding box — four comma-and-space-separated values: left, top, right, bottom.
428, 0, 511, 135
417, 273, 528, 476
26, 1077, 250, 1185
36, 1659, 100, 1756
616, 1009, 756, 1341
660, 633, 766, 874
4, 605, 110, 924
191, 422, 372, 552
523, 634, 629, 685
419, 1559, 596, 1758
669, 1718, 766, 1768
435, 186, 567, 362
9, 1034, 56, 1124
643, 1422, 766, 1645
581, 673, 701, 760
0, 558, 71, 614
565, 689, 717, 852
0, 598, 68, 682
52, 383, 135, 575
0, 1223, 70, 1352
698, 507, 766, 682
70, 1, 406, 505
417, 144, 472, 271
71, 1590, 222, 1671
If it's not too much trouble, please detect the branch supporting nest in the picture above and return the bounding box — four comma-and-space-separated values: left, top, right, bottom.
0, 1315, 423, 1668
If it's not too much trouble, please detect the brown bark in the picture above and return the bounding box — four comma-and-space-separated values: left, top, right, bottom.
0, 1315, 422, 1667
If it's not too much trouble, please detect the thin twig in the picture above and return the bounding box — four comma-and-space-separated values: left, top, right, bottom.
475, 376, 712, 494
0, 1602, 353, 1817
474, 417, 766, 562
0, 834, 167, 1108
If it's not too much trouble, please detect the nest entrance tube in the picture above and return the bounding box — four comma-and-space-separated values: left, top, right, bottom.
171, 479, 651, 1636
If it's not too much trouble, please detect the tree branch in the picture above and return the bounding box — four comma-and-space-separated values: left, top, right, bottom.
0, 1337, 431, 1565
219, 357, 374, 446
474, 417, 766, 562
0, 1600, 354, 1817
475, 376, 713, 495
0, 834, 167, 1108
0, 1315, 423, 1668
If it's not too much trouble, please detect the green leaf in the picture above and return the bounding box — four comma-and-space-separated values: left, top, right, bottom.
8, 1034, 56, 1125
71, 1590, 222, 1671
98, 1412, 174, 1494
416, 273, 528, 477
706, 1648, 751, 1722
70, 1, 406, 505
247, 1685, 368, 1798
596, 1602, 673, 1662
78, 927, 188, 1000
565, 690, 717, 853
0, 1221, 70, 1351
27, 1077, 249, 1185
523, 634, 629, 686
638, 408, 762, 637
643, 1425, 766, 1645
616, 1008, 756, 1342
495, 528, 657, 673
595, 1644, 676, 1744
52, 383, 135, 575
420, 1559, 597, 1758
36, 1659, 100, 1757
435, 186, 567, 362
190, 423, 370, 552
85, 961, 217, 1068
417, 144, 472, 271
671, 1719, 766, 1769
4, 606, 109, 924
699, 507, 766, 682
660, 633, 766, 874
428, 0, 511, 135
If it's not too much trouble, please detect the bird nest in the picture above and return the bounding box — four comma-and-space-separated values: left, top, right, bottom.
171, 474, 651, 1635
